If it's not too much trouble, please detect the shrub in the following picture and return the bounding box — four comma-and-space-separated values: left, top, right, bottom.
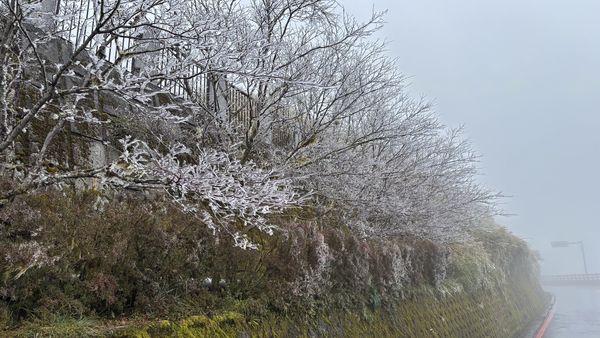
0, 190, 534, 330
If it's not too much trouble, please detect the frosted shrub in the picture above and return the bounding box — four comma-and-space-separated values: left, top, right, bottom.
105, 137, 307, 247
4, 241, 58, 280
384, 244, 413, 292
289, 227, 333, 297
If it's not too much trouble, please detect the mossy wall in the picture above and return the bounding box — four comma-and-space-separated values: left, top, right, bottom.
0, 192, 546, 337
110, 274, 545, 338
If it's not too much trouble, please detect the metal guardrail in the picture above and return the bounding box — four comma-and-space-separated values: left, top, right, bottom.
56, 0, 210, 102
542, 274, 600, 282
56, 0, 135, 72
53, 0, 291, 143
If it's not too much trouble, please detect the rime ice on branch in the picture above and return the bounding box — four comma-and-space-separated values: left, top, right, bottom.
0, 0, 499, 243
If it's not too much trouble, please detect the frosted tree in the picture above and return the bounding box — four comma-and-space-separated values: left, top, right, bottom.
268, 22, 501, 241
0, 0, 305, 244
0, 0, 499, 244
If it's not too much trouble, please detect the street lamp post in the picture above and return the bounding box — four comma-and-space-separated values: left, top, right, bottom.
551, 240, 589, 274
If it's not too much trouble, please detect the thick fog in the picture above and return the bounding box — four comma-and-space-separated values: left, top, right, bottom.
342, 0, 600, 275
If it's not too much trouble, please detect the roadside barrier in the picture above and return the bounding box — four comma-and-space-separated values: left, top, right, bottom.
534, 295, 556, 338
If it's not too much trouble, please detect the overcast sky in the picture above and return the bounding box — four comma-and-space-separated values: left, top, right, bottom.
341, 0, 600, 274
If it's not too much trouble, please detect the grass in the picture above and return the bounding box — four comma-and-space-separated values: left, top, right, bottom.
3, 276, 546, 338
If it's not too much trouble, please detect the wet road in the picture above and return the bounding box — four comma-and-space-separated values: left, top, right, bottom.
543, 285, 600, 337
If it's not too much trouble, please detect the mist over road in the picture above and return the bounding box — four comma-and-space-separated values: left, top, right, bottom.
544, 285, 600, 337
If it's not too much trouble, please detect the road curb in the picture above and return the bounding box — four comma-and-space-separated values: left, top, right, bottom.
534, 294, 556, 338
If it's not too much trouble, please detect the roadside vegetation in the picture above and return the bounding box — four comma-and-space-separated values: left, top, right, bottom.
0, 0, 544, 336
0, 190, 543, 336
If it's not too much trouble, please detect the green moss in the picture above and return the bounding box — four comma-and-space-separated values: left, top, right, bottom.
114, 328, 152, 338
213, 311, 244, 327
109, 277, 543, 337
179, 315, 211, 330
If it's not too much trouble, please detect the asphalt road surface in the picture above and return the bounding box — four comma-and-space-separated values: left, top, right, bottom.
543, 285, 600, 338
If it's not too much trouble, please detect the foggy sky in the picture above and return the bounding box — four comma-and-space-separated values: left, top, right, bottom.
342, 0, 600, 274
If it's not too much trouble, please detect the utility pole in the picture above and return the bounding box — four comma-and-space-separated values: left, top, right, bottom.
577, 241, 589, 275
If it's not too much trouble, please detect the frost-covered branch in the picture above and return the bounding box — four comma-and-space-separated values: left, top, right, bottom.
0, 0, 499, 244
106, 137, 307, 248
